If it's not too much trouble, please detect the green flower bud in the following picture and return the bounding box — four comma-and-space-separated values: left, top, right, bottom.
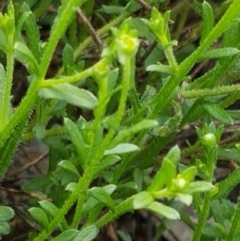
201, 133, 216, 149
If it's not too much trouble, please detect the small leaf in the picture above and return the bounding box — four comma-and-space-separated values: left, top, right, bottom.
102, 5, 124, 14
200, 1, 214, 43
38, 201, 59, 218
133, 191, 154, 209
0, 206, 14, 222
218, 147, 240, 162
28, 207, 49, 230
14, 41, 39, 74
63, 44, 75, 75
39, 84, 98, 110
198, 48, 240, 61
104, 143, 139, 155
0, 222, 10, 235
111, 120, 158, 147
20, 3, 42, 61
38, 200, 69, 230
73, 225, 99, 241
88, 187, 115, 212
202, 101, 233, 125
102, 184, 117, 195
58, 160, 80, 177
22, 174, 52, 191
66, 182, 77, 192
176, 193, 193, 206
146, 201, 180, 220
134, 168, 144, 192
146, 64, 174, 75
96, 155, 121, 173
51, 229, 79, 241
64, 118, 87, 167
185, 181, 213, 193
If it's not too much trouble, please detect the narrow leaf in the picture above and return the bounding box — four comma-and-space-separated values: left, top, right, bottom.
88, 187, 115, 212
186, 181, 213, 193
14, 41, 39, 74
39, 84, 98, 110
146, 201, 180, 220
202, 102, 233, 125
21, 3, 42, 61
73, 225, 99, 241
104, 143, 139, 155
146, 64, 174, 75
52, 230, 79, 241
111, 120, 158, 147
58, 160, 80, 177
28, 207, 49, 230
133, 191, 154, 209
64, 118, 87, 167
200, 1, 214, 43
198, 48, 240, 61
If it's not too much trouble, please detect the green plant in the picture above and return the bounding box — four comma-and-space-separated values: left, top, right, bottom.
1, 0, 240, 240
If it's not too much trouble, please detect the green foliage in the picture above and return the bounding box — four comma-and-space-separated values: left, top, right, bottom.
1, 0, 240, 240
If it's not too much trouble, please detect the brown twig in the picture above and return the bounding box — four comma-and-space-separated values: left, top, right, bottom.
77, 8, 103, 53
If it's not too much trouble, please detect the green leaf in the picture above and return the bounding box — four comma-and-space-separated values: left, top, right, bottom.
64, 118, 87, 167
218, 147, 240, 163
117, 182, 138, 192
102, 5, 124, 15
133, 191, 154, 209
0, 64, 6, 119
39, 84, 98, 110
96, 155, 121, 173
0, 206, 14, 222
39, 200, 69, 230
200, 1, 214, 44
214, 168, 240, 199
66, 182, 77, 192
176, 193, 193, 206
15, 10, 31, 41
146, 201, 180, 220
111, 120, 158, 147
133, 168, 143, 192
22, 174, 52, 191
179, 166, 197, 182
58, 160, 80, 177
73, 225, 99, 241
148, 146, 179, 192
198, 48, 240, 61
14, 41, 39, 74
146, 64, 174, 75
63, 44, 74, 75
202, 102, 233, 125
104, 143, 139, 155
20, 3, 41, 61
0, 222, 10, 235
102, 184, 117, 195
185, 181, 213, 193
211, 199, 235, 225
51, 229, 79, 241
88, 187, 115, 212
0, 30, 8, 53
28, 207, 49, 230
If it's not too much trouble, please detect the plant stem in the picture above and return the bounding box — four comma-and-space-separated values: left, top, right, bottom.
40, 66, 93, 87
191, 191, 212, 241
0, 47, 14, 131
70, 56, 133, 228
226, 197, 240, 241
